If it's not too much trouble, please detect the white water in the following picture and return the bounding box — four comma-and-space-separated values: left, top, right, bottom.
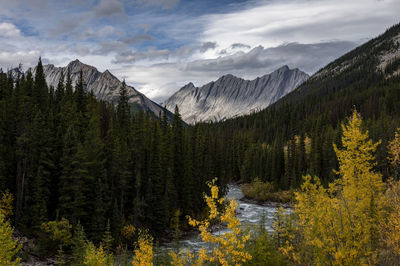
159, 184, 281, 252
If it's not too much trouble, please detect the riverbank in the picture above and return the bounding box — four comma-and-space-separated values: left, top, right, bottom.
239, 196, 292, 209
240, 179, 295, 205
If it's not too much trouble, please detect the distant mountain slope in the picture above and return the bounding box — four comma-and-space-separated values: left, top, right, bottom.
199, 23, 400, 187
163, 66, 309, 124
229, 23, 400, 129
284, 22, 400, 102
29, 59, 170, 117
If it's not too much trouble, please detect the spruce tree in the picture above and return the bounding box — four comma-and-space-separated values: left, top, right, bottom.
55, 71, 64, 105
117, 80, 130, 135
74, 70, 86, 113
172, 106, 185, 214
33, 57, 48, 111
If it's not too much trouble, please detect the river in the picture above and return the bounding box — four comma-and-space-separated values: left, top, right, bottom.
158, 184, 281, 252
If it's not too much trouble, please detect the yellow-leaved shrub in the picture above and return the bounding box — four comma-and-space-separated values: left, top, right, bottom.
0, 192, 21, 265
0, 190, 14, 218
132, 230, 153, 266
281, 110, 386, 265
170, 179, 252, 266
83, 242, 114, 266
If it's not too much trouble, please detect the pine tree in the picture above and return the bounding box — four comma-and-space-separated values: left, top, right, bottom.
55, 71, 64, 105
117, 80, 130, 136
64, 68, 73, 102
172, 106, 185, 214
33, 57, 48, 111
148, 121, 167, 234
101, 220, 113, 255
71, 221, 87, 265
29, 111, 54, 229
75, 70, 86, 113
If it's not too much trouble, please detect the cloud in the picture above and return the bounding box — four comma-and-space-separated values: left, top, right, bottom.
113, 40, 358, 103
93, 41, 127, 55
231, 43, 251, 49
94, 0, 125, 17
121, 34, 153, 44
69, 45, 91, 56
0, 23, 21, 38
50, 16, 87, 35
200, 42, 217, 52
113, 41, 217, 64
185, 41, 358, 74
81, 25, 125, 40
113, 48, 170, 64
0, 50, 40, 70
200, 0, 400, 48
171, 42, 217, 58
48, 0, 125, 36
134, 0, 179, 9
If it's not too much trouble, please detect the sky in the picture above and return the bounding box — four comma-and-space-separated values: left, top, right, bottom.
0, 0, 399, 103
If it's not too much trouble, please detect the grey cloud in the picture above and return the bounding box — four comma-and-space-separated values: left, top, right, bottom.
113, 48, 170, 64
184, 41, 358, 75
80, 26, 125, 40
134, 0, 179, 9
94, 0, 125, 17
122, 34, 153, 44
172, 42, 217, 57
231, 43, 250, 49
93, 41, 127, 55
50, 17, 85, 35
70, 45, 91, 56
172, 46, 196, 58
114, 42, 217, 64
200, 42, 217, 53
49, 0, 125, 36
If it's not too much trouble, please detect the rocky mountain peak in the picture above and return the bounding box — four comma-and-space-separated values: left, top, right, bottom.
163, 66, 309, 124
277, 65, 289, 71
27, 60, 171, 118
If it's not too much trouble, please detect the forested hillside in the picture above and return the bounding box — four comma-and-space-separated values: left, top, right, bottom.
0, 58, 228, 252
202, 23, 400, 189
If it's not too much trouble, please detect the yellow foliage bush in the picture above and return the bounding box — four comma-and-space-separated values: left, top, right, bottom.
280, 110, 387, 265
41, 218, 72, 245
132, 230, 153, 266
170, 179, 252, 266
381, 179, 400, 257
121, 224, 136, 242
0, 190, 14, 218
388, 128, 400, 169
0, 195, 21, 265
84, 242, 113, 266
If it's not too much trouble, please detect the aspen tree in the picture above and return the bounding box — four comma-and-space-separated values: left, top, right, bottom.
293, 110, 385, 264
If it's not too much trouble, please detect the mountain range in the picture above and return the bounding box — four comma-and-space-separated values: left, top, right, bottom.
163, 66, 309, 124
11, 60, 310, 124
15, 59, 170, 117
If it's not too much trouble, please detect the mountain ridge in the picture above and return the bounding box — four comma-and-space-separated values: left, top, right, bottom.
163, 65, 309, 124
17, 59, 171, 117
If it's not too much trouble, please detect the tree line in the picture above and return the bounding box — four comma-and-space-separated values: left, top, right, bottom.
0, 58, 228, 249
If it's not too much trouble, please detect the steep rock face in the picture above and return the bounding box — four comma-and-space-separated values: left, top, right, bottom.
30, 59, 168, 117
163, 66, 309, 124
